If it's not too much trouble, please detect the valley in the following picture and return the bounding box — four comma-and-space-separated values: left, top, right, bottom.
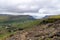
0, 15, 60, 40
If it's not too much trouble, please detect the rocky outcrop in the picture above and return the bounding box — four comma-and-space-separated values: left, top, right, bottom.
5, 20, 60, 40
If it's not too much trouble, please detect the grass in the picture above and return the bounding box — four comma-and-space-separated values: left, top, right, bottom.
0, 32, 17, 40
0, 19, 40, 40
49, 15, 60, 19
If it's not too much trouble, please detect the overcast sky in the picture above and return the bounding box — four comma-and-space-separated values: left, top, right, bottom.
0, 0, 60, 19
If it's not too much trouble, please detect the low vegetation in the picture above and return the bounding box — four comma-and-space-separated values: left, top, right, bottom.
0, 15, 60, 40
49, 15, 60, 19
0, 15, 40, 40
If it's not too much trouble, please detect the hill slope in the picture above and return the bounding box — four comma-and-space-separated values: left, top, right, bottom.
0, 15, 41, 40
4, 15, 60, 40
0, 15, 35, 23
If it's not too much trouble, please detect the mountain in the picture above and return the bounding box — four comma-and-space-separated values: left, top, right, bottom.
0, 14, 35, 23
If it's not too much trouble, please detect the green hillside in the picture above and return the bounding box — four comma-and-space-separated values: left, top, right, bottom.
4, 15, 60, 40
49, 15, 60, 18
0, 15, 60, 40
0, 15, 40, 40
0, 15, 34, 24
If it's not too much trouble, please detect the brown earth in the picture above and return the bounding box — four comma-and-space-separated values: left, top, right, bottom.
5, 20, 60, 40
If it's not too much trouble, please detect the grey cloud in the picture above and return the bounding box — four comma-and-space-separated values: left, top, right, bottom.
0, 0, 60, 19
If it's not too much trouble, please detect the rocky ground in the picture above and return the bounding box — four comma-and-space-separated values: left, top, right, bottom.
5, 20, 60, 40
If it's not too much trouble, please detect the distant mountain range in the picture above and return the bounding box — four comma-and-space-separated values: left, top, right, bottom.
0, 14, 35, 19
0, 14, 54, 20
0, 14, 35, 23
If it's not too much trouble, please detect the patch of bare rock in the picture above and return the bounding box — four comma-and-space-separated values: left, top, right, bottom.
5, 20, 60, 40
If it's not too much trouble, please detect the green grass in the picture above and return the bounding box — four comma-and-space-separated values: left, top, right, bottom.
0, 19, 40, 40
49, 15, 60, 19
0, 32, 17, 40
40, 15, 60, 24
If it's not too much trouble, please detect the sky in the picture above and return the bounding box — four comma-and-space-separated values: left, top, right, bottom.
0, 0, 60, 19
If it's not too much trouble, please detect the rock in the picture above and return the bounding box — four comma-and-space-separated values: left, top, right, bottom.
5, 19, 60, 40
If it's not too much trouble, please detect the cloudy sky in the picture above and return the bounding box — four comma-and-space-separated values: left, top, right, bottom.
0, 0, 60, 19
